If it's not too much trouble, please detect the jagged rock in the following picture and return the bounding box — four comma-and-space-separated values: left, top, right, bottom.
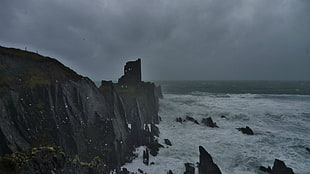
138, 168, 144, 173
259, 159, 294, 174
149, 139, 164, 156
151, 124, 160, 137
167, 170, 173, 174
306, 147, 310, 153
236, 126, 254, 135
120, 167, 130, 174
164, 139, 172, 146
150, 162, 155, 165
201, 117, 218, 128
259, 166, 272, 173
184, 163, 195, 174
198, 146, 222, 174
271, 159, 294, 174
176, 117, 183, 123
186, 116, 199, 124
143, 148, 149, 165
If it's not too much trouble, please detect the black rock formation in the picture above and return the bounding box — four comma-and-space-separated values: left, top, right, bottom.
186, 116, 199, 124
138, 168, 144, 173
167, 170, 173, 174
0, 46, 163, 172
259, 166, 272, 173
237, 126, 254, 135
120, 168, 130, 174
271, 159, 294, 174
143, 148, 149, 165
176, 117, 183, 123
148, 139, 164, 156
164, 139, 172, 146
198, 146, 222, 174
184, 163, 195, 174
201, 117, 218, 128
259, 159, 294, 174
306, 147, 310, 153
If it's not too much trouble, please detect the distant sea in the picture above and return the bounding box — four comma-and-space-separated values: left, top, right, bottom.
123, 81, 310, 174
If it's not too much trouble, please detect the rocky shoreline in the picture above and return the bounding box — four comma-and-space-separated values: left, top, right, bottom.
0, 46, 297, 174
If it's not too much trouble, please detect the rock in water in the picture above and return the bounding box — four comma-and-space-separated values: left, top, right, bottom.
259, 166, 272, 173
198, 146, 222, 174
306, 147, 310, 153
186, 116, 199, 124
138, 168, 144, 173
201, 117, 218, 128
259, 159, 295, 174
143, 148, 149, 165
120, 168, 130, 174
176, 117, 183, 123
236, 126, 254, 135
167, 170, 173, 174
164, 139, 172, 146
271, 159, 294, 174
184, 163, 195, 174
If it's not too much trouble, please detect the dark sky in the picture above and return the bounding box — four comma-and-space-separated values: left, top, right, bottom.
1, 0, 310, 81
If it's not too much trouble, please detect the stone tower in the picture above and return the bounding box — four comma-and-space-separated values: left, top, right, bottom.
118, 58, 141, 85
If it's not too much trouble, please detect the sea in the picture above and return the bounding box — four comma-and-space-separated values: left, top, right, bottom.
122, 81, 310, 174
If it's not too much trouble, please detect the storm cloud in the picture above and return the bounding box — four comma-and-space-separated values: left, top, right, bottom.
1, 0, 309, 80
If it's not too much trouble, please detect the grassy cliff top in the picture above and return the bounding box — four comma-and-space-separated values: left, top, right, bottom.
0, 46, 87, 89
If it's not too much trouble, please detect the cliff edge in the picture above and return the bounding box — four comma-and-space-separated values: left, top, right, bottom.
0, 46, 162, 173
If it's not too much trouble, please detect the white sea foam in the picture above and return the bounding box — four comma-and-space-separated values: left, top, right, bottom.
123, 93, 310, 174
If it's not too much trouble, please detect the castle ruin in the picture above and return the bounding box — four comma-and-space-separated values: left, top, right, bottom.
118, 58, 141, 85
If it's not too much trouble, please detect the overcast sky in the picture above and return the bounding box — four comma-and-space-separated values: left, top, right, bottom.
1, 0, 309, 81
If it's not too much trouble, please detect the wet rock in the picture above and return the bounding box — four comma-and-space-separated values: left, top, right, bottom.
198, 146, 222, 174
138, 168, 144, 173
150, 162, 155, 165
236, 126, 254, 135
260, 159, 294, 174
184, 163, 195, 174
259, 166, 272, 173
220, 115, 227, 119
176, 117, 183, 123
143, 148, 149, 165
164, 139, 172, 146
151, 124, 160, 137
186, 116, 199, 125
306, 147, 310, 153
120, 167, 130, 174
167, 170, 173, 174
201, 117, 218, 128
148, 139, 164, 156
271, 159, 294, 174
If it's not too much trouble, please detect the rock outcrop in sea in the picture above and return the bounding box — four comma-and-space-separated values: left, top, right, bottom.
198, 146, 222, 174
0, 46, 162, 173
260, 159, 295, 174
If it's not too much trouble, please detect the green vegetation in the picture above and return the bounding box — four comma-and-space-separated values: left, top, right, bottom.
24, 68, 51, 88
0, 146, 58, 174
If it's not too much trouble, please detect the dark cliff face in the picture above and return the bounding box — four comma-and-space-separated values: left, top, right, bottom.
0, 46, 161, 171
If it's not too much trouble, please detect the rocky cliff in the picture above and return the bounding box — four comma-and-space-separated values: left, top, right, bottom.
0, 46, 162, 173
